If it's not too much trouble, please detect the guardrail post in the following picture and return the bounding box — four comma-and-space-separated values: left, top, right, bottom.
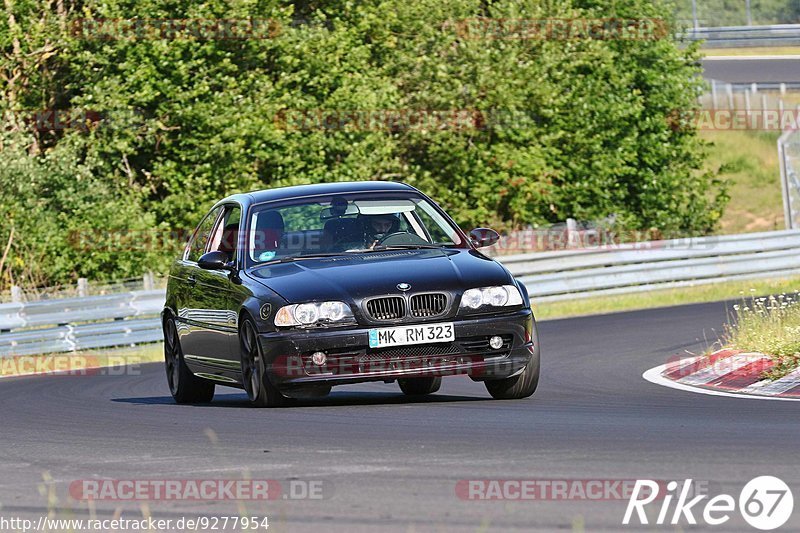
10, 285, 22, 303
566, 218, 579, 248
143, 272, 155, 291
711, 80, 718, 109
726, 84, 734, 110
77, 278, 88, 298
778, 130, 794, 229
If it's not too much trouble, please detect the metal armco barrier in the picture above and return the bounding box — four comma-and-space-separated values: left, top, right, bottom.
0, 290, 165, 357
500, 229, 800, 302
4, 229, 800, 356
684, 24, 800, 47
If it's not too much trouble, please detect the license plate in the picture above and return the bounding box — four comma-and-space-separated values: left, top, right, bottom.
368, 322, 455, 348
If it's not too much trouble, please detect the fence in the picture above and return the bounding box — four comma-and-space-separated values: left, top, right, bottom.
3, 229, 800, 356
700, 79, 800, 112
676, 0, 800, 29
0, 272, 160, 304
779, 129, 800, 228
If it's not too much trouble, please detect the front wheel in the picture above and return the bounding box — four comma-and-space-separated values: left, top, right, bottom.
163, 317, 215, 404
484, 353, 540, 400
398, 376, 441, 396
240, 316, 290, 407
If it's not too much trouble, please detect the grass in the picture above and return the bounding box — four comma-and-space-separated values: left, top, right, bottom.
721, 293, 800, 379
0, 343, 163, 377
703, 47, 800, 57
701, 130, 784, 235
533, 275, 800, 320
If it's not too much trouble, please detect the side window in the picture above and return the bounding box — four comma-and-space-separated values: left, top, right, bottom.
208, 205, 242, 262
186, 207, 223, 262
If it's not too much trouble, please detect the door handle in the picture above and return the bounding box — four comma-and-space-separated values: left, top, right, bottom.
187, 275, 197, 286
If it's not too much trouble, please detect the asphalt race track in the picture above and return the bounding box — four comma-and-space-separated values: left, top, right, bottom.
1, 300, 799, 532
701, 56, 800, 84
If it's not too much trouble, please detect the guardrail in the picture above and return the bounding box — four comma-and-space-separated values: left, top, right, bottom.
502, 229, 800, 302
685, 24, 800, 47
3, 229, 800, 357
0, 290, 165, 357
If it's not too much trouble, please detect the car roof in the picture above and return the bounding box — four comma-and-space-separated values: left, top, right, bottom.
218, 181, 418, 207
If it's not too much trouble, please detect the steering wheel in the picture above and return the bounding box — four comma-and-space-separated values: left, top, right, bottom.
375, 231, 429, 247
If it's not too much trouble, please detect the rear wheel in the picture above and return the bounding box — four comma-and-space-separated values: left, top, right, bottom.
398, 376, 441, 396
484, 352, 540, 400
240, 317, 289, 407
163, 317, 215, 404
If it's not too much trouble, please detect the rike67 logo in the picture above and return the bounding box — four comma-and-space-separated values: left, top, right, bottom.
623, 476, 794, 530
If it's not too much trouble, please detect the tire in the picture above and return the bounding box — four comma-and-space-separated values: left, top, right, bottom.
398, 376, 441, 396
484, 351, 540, 400
163, 317, 215, 404
239, 316, 290, 407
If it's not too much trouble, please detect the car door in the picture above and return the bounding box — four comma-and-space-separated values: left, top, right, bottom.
177, 205, 230, 363
189, 204, 243, 371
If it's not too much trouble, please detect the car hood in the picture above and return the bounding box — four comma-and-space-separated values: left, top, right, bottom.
247, 249, 513, 303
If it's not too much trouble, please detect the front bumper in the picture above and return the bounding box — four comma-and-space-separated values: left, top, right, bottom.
257, 309, 537, 389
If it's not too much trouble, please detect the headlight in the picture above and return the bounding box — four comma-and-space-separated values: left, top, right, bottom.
319, 301, 347, 321
294, 303, 319, 325
275, 301, 355, 327
459, 285, 523, 311
461, 289, 484, 309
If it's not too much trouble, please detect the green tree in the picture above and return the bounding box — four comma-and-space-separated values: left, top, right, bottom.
1, 0, 728, 290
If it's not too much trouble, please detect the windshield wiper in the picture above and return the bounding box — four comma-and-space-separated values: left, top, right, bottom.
259, 252, 347, 265
258, 246, 447, 265
368, 244, 448, 251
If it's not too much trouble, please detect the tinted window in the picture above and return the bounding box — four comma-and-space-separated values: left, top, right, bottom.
247, 193, 464, 265
208, 205, 242, 262
186, 207, 223, 262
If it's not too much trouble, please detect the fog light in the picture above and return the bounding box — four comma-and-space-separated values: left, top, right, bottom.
311, 351, 327, 366
489, 336, 504, 350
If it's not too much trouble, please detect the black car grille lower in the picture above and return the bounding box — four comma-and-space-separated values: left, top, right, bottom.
366, 297, 405, 320
365, 342, 459, 360
409, 293, 447, 318
302, 342, 472, 376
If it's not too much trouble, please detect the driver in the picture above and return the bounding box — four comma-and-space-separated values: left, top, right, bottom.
363, 214, 399, 248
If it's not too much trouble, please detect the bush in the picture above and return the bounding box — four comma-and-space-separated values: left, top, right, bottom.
0, 0, 728, 289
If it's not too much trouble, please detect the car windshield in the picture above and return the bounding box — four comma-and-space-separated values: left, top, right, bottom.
246, 192, 465, 266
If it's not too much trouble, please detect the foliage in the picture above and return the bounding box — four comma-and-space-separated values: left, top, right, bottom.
724, 292, 800, 379
1, 0, 727, 289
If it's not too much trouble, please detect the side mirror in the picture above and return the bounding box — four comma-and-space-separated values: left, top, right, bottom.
198, 250, 232, 270
469, 228, 500, 249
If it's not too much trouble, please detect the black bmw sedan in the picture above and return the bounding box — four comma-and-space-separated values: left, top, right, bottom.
162, 181, 540, 407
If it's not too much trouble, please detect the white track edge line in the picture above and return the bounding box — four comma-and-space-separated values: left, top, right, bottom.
643, 363, 800, 402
